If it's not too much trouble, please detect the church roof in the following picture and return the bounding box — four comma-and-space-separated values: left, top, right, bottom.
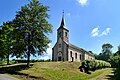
69, 43, 94, 57
69, 43, 82, 51
58, 12, 68, 30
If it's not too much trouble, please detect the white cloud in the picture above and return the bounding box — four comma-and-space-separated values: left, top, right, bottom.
101, 28, 111, 36
91, 27, 111, 37
92, 32, 99, 37
77, 0, 88, 6
91, 27, 99, 37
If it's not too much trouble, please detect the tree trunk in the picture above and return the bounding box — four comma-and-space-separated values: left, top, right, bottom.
27, 32, 30, 67
7, 53, 9, 65
27, 49, 30, 67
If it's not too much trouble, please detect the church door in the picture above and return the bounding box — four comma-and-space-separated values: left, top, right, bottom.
58, 56, 62, 61
58, 52, 62, 61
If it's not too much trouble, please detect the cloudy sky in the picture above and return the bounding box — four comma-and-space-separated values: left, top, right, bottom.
0, 0, 120, 60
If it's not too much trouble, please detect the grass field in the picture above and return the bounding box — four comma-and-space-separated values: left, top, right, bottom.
0, 62, 114, 80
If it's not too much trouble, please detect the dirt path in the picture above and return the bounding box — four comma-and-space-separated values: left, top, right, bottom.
0, 73, 19, 80
89, 69, 114, 80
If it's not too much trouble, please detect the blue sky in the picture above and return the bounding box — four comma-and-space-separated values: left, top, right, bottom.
0, 0, 120, 60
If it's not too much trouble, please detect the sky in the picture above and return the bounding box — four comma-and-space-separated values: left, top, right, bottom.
0, 0, 120, 60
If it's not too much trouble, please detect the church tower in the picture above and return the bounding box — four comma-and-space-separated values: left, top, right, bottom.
52, 12, 69, 61
57, 12, 69, 43
52, 12, 95, 62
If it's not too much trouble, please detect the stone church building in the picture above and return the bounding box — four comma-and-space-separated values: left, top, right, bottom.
52, 14, 94, 62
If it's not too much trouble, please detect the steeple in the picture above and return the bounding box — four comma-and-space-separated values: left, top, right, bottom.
59, 11, 67, 29
57, 11, 69, 43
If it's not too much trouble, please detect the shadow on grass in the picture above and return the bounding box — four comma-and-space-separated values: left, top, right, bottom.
0, 64, 6, 66
103, 68, 115, 80
0, 64, 47, 80
110, 68, 120, 80
105, 74, 114, 80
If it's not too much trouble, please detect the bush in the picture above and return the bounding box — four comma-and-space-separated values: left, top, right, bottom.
79, 60, 111, 73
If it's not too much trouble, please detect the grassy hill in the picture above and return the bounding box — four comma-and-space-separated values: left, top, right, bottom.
0, 62, 113, 80
17, 62, 82, 80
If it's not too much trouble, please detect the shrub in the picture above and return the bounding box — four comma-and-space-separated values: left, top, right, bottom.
79, 60, 111, 73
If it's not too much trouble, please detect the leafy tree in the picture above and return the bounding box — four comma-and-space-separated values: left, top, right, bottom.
12, 0, 52, 67
0, 27, 5, 60
0, 22, 14, 64
110, 45, 120, 67
99, 43, 113, 61
102, 43, 113, 55
114, 45, 120, 56
94, 54, 100, 60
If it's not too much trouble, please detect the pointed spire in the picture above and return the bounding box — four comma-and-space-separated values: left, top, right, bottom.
62, 10, 64, 19
59, 10, 67, 29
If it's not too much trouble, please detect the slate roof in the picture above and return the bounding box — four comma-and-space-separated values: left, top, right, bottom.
69, 43, 94, 57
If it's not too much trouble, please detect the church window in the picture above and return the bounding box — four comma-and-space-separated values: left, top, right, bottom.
65, 32, 67, 37
75, 53, 77, 59
80, 54, 82, 60
59, 44, 61, 48
70, 51, 72, 57
59, 32, 61, 37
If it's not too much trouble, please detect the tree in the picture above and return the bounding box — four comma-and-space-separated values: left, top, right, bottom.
114, 45, 120, 56
99, 43, 113, 61
110, 45, 120, 67
0, 22, 14, 64
102, 43, 113, 55
0, 27, 5, 60
12, 0, 52, 67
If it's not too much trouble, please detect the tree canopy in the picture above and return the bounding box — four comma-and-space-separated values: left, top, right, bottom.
0, 0, 52, 67
102, 43, 113, 49
0, 21, 14, 64
95, 43, 113, 62
12, 0, 52, 67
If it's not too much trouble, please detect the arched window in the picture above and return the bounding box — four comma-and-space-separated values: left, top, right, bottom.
65, 32, 67, 37
70, 51, 72, 57
80, 54, 82, 60
75, 53, 77, 59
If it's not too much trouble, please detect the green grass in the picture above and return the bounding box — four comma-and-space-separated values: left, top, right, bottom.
0, 60, 15, 66
0, 62, 113, 80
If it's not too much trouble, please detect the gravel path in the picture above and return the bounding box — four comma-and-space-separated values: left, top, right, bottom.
0, 73, 19, 80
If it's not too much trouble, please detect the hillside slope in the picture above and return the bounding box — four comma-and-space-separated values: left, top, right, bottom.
13, 62, 112, 80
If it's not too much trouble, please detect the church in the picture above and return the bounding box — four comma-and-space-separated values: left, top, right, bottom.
52, 14, 94, 62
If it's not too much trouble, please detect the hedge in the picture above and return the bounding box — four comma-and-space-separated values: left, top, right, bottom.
79, 60, 111, 73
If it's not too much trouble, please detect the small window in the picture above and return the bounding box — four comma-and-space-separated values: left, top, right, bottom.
59, 44, 61, 48
75, 53, 77, 59
59, 32, 61, 37
70, 51, 72, 57
65, 32, 67, 37
80, 54, 81, 60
